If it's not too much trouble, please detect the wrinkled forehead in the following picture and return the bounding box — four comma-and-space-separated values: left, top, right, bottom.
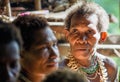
70, 13, 98, 29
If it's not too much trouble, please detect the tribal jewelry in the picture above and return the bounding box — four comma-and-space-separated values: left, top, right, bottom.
81, 62, 99, 75
97, 53, 109, 82
67, 53, 98, 74
80, 54, 99, 75
67, 53, 80, 71
67, 52, 109, 82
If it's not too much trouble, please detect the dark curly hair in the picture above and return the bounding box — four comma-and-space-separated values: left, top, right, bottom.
0, 20, 22, 49
13, 15, 49, 50
65, 2, 109, 32
42, 69, 88, 82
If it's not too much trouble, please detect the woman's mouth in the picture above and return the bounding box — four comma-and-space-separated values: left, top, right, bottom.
47, 62, 58, 67
74, 48, 88, 51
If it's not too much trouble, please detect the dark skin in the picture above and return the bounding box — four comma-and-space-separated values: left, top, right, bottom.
20, 27, 60, 82
64, 14, 118, 82
0, 41, 20, 82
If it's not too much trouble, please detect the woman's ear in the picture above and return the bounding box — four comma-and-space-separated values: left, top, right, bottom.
63, 28, 70, 40
99, 32, 108, 43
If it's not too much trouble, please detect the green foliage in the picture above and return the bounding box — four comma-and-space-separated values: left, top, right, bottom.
94, 0, 120, 34
112, 57, 120, 67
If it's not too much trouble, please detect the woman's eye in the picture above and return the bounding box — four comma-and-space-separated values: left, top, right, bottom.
70, 29, 78, 34
88, 30, 92, 33
87, 30, 94, 34
53, 42, 58, 48
40, 45, 48, 50
10, 61, 18, 68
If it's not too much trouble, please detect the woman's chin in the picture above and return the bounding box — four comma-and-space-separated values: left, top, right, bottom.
73, 50, 90, 59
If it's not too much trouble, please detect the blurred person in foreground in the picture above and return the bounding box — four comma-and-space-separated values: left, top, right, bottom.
13, 15, 60, 82
42, 69, 88, 82
0, 20, 22, 82
60, 2, 119, 82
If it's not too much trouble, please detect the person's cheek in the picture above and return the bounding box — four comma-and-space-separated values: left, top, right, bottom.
68, 36, 78, 46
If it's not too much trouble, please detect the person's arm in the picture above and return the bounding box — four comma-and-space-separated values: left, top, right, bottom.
104, 57, 119, 82
114, 69, 119, 82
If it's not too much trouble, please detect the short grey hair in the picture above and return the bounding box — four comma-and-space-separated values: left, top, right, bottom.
65, 2, 109, 32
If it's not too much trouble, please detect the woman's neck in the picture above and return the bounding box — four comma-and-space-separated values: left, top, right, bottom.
27, 73, 45, 82
73, 50, 96, 68
76, 58, 91, 67
21, 68, 45, 82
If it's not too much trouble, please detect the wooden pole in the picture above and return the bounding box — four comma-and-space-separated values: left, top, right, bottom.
6, 0, 12, 17
34, 0, 41, 10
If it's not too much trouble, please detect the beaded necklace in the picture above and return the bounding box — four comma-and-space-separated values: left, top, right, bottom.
80, 55, 99, 75
97, 53, 109, 82
67, 52, 109, 82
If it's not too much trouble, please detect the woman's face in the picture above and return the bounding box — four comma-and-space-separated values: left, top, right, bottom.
22, 27, 60, 74
0, 41, 20, 82
67, 14, 100, 60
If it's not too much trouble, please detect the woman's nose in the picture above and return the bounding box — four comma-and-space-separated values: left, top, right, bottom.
77, 36, 87, 44
49, 46, 59, 59
83, 36, 87, 41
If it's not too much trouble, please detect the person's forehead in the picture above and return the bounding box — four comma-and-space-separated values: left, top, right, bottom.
33, 27, 57, 45
70, 14, 98, 29
71, 14, 89, 27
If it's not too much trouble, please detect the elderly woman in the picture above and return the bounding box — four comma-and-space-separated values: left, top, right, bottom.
60, 2, 119, 82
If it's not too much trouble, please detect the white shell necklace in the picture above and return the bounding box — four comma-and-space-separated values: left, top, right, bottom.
67, 52, 109, 82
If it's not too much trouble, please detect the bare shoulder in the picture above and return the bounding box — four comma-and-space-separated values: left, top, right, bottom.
99, 54, 118, 82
